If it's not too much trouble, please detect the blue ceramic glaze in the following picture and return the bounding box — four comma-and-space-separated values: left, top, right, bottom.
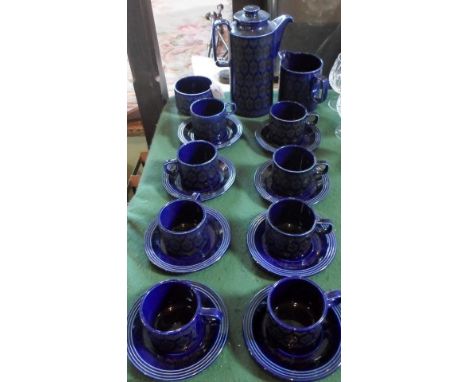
278, 51, 329, 112
213, 6, 293, 117
271, 145, 328, 197
128, 281, 229, 381
174, 76, 213, 116
164, 141, 222, 192
264, 198, 333, 260
247, 213, 336, 277
243, 285, 340, 381
145, 206, 231, 273
254, 161, 329, 205
162, 155, 235, 201
267, 101, 319, 146
190, 98, 236, 142
178, 114, 243, 149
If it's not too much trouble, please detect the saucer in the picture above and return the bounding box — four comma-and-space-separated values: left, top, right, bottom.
178, 114, 243, 149
247, 213, 336, 278
243, 286, 340, 381
254, 122, 321, 153
128, 281, 229, 381
254, 161, 330, 205
162, 156, 235, 201
144, 206, 231, 273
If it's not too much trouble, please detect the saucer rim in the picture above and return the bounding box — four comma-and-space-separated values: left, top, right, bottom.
162, 156, 236, 201
178, 114, 243, 149
128, 281, 229, 381
254, 122, 321, 153
242, 285, 340, 381
254, 160, 330, 205
144, 207, 231, 273
246, 213, 337, 278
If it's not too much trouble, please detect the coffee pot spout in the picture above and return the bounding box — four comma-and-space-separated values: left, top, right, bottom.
271, 14, 293, 56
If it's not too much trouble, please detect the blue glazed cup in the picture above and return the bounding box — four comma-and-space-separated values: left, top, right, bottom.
174, 76, 213, 116
264, 277, 340, 356
278, 51, 329, 112
267, 101, 319, 146
158, 196, 210, 258
139, 280, 223, 355
190, 98, 236, 143
164, 140, 222, 192
264, 198, 333, 260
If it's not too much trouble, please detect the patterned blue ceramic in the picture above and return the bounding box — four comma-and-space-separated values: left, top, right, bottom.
278, 51, 329, 112
139, 280, 223, 356
247, 212, 336, 277
213, 5, 293, 117
164, 140, 221, 192
243, 285, 341, 381
157, 197, 210, 258
266, 101, 319, 146
178, 114, 243, 149
264, 198, 333, 261
255, 122, 321, 153
162, 155, 235, 201
145, 205, 231, 273
174, 76, 213, 116
264, 278, 340, 356
190, 98, 236, 143
254, 161, 329, 205
271, 145, 328, 197
128, 281, 229, 381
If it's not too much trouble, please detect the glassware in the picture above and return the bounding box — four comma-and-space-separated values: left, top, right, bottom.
328, 53, 341, 139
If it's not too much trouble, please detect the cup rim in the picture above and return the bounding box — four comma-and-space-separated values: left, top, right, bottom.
273, 145, 316, 174
267, 277, 327, 333
280, 51, 323, 74
266, 197, 317, 237
270, 101, 307, 123
158, 198, 207, 236
177, 140, 218, 168
174, 75, 212, 96
139, 279, 202, 335
190, 98, 226, 120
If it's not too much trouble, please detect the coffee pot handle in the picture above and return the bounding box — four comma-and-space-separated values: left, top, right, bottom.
200, 307, 224, 322
312, 75, 329, 103
163, 159, 178, 175
212, 19, 231, 67
325, 290, 341, 307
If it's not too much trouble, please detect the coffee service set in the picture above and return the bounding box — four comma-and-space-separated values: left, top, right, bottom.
128, 5, 340, 381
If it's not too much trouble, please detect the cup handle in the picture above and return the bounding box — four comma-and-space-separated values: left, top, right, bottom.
314, 217, 333, 234
313, 75, 329, 104
278, 50, 286, 61
305, 113, 320, 126
190, 192, 201, 201
325, 290, 341, 307
312, 160, 329, 178
163, 159, 178, 176
200, 307, 223, 322
225, 102, 236, 115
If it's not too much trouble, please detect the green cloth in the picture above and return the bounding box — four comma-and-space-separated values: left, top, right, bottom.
127, 92, 341, 381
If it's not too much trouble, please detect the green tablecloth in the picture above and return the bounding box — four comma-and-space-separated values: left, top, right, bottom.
127, 92, 341, 382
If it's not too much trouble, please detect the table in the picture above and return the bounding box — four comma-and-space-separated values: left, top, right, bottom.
127, 91, 341, 381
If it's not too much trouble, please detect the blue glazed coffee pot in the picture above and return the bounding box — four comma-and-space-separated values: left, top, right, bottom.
212, 5, 293, 117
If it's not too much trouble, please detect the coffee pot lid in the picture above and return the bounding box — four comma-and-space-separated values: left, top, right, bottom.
233, 5, 270, 27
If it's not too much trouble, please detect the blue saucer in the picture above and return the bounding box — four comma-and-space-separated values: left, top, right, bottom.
255, 122, 321, 153
243, 286, 341, 381
246, 213, 336, 278
178, 114, 243, 149
128, 281, 229, 381
144, 206, 231, 273
254, 161, 330, 205
162, 157, 235, 201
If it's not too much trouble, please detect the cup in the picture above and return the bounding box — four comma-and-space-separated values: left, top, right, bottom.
264, 277, 341, 355
267, 100, 319, 146
139, 280, 223, 355
190, 98, 236, 142
278, 51, 329, 112
264, 198, 333, 260
174, 75, 213, 115
271, 145, 328, 197
164, 140, 221, 192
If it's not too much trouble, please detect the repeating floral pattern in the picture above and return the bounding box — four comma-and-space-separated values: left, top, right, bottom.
230, 34, 274, 117
278, 70, 322, 112
264, 221, 313, 260
175, 89, 213, 116
266, 118, 308, 145
153, 319, 205, 355
161, 223, 209, 258
271, 164, 324, 197
178, 160, 222, 192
